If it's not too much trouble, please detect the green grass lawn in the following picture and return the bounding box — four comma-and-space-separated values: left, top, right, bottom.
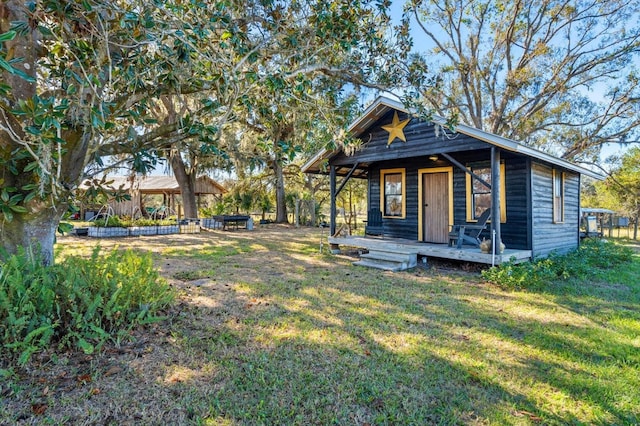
3, 227, 639, 425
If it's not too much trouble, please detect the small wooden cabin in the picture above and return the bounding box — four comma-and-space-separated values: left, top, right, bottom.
303, 97, 603, 262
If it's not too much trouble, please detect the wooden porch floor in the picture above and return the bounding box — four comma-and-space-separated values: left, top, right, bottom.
328, 235, 532, 265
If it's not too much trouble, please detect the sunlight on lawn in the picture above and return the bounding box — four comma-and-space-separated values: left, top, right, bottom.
21, 229, 636, 425
462, 292, 600, 328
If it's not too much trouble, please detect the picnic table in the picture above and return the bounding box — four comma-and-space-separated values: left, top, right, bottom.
212, 215, 251, 230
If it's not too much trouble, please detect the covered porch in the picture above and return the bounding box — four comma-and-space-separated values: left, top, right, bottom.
304, 98, 511, 266
329, 235, 532, 267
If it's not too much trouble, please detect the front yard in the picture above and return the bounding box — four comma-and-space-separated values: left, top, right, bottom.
1, 225, 639, 425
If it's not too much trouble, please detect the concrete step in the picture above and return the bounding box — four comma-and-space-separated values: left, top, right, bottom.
353, 259, 403, 272
361, 250, 417, 267
354, 248, 418, 271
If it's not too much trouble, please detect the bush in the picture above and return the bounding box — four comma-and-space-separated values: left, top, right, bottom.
0, 247, 174, 365
92, 215, 128, 228
482, 239, 634, 290
132, 218, 177, 227
132, 218, 158, 227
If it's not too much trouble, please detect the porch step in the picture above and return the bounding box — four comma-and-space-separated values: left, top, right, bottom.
353, 259, 403, 272
361, 250, 418, 265
354, 249, 418, 271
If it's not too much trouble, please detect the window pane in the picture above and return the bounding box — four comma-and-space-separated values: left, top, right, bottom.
554, 198, 562, 221
469, 164, 492, 220
382, 171, 403, 217
385, 173, 402, 195
472, 167, 491, 194
554, 173, 562, 195
474, 193, 491, 218
385, 195, 402, 216
553, 172, 563, 222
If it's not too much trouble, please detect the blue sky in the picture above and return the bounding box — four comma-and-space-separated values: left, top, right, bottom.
387, 1, 638, 164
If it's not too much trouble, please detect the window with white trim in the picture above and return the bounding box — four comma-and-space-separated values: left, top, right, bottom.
553, 169, 564, 223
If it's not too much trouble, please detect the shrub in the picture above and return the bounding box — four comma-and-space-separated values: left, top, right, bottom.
482, 239, 634, 290
132, 218, 177, 227
132, 218, 157, 227
92, 215, 128, 228
0, 248, 174, 365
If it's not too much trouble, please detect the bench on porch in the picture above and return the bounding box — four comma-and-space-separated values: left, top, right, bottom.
448, 208, 492, 249
364, 208, 384, 237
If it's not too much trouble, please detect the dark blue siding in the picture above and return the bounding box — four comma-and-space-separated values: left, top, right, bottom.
332, 111, 487, 167
531, 162, 580, 258
333, 110, 582, 256
367, 153, 532, 248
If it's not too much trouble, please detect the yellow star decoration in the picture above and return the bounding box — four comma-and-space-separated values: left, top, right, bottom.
382, 112, 411, 146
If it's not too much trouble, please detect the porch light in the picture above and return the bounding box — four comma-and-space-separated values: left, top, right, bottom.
429, 155, 438, 161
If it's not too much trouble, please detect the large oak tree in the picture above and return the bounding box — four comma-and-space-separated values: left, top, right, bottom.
407, 0, 640, 161
0, 0, 421, 263
154, 0, 423, 223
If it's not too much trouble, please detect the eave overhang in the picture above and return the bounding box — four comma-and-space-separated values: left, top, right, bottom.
302, 96, 606, 180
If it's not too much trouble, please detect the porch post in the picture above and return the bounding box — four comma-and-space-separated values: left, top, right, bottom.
491, 146, 502, 247
330, 164, 337, 236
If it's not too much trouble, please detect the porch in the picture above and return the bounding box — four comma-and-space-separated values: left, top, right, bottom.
328, 235, 532, 266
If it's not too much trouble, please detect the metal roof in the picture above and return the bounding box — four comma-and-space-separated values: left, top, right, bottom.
581, 208, 616, 214
81, 175, 227, 194
302, 96, 606, 180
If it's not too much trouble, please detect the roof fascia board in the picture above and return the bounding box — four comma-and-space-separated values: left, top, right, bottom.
440, 119, 604, 180
305, 95, 604, 180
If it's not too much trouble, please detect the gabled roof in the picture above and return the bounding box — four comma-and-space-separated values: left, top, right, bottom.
81, 175, 227, 194
303, 96, 605, 180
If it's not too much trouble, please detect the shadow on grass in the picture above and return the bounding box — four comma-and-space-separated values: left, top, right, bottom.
155, 233, 640, 424
20, 228, 638, 424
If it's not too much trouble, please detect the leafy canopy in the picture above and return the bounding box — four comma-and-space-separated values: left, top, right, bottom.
1, 0, 423, 256
406, 0, 640, 161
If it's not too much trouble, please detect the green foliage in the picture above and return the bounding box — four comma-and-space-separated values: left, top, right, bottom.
131, 218, 176, 227
408, 0, 640, 160
199, 207, 215, 217
214, 200, 227, 215
0, 248, 174, 365
93, 216, 126, 228
57, 221, 74, 235
0, 186, 28, 222
92, 215, 128, 228
482, 239, 634, 290
257, 194, 273, 215
131, 218, 156, 227
587, 147, 640, 218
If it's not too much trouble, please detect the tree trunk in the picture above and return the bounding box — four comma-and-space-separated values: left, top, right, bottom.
310, 199, 316, 227
304, 175, 317, 226
273, 157, 288, 223
1, 1, 91, 264
169, 153, 198, 219
1, 207, 63, 265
